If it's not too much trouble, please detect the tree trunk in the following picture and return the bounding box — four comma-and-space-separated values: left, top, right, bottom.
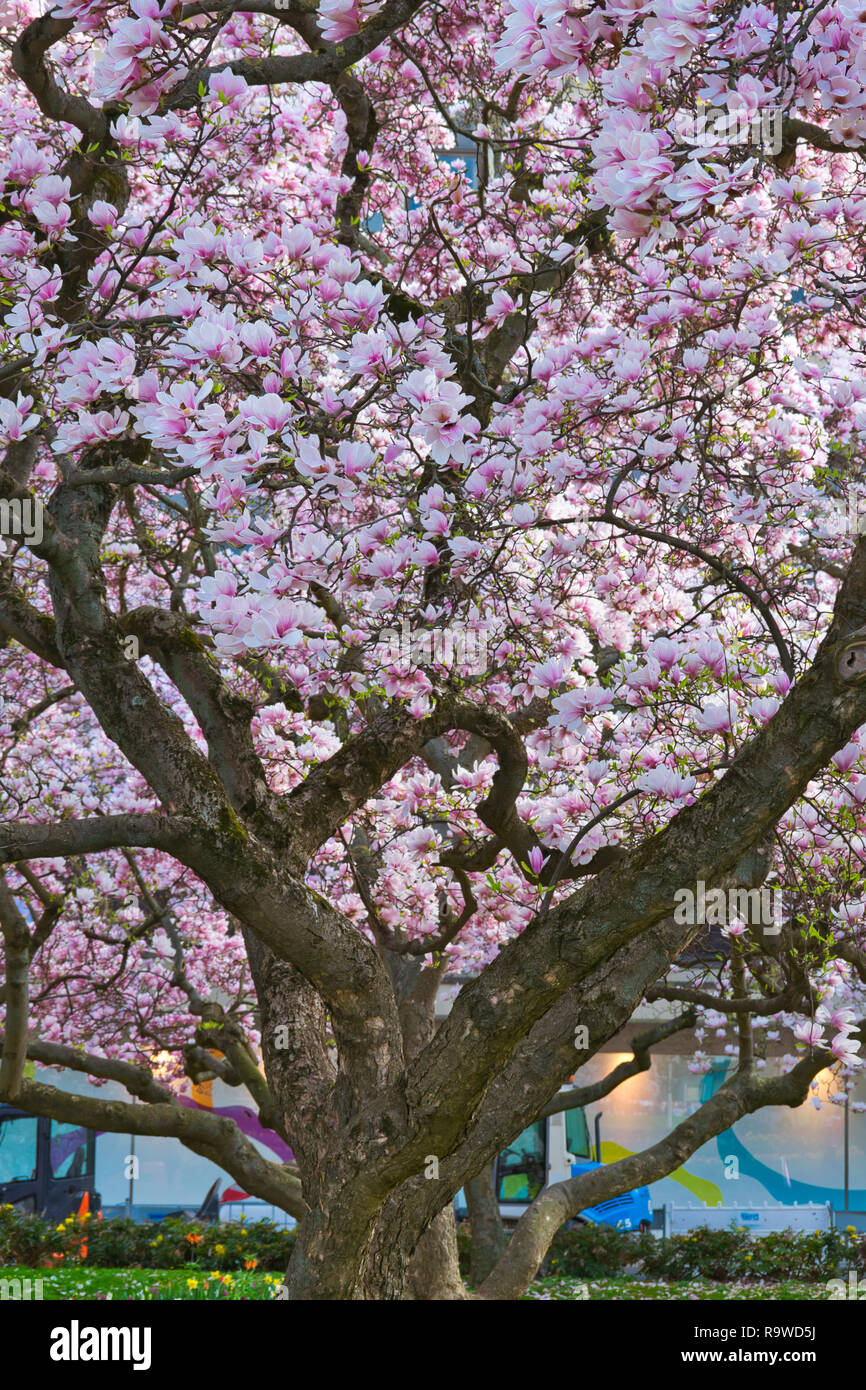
465, 1162, 507, 1288
283, 1204, 377, 1300
404, 1205, 469, 1300
277, 950, 473, 1302
281, 1191, 466, 1300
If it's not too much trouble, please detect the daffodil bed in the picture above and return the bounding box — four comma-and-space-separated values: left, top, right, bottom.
0, 1265, 283, 1299
0, 1268, 845, 1300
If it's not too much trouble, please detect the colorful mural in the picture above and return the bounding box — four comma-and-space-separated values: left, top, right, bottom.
32, 1052, 866, 1216
700, 1063, 866, 1208
574, 1052, 866, 1211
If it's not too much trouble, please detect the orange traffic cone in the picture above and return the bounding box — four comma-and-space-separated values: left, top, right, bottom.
77, 1191, 90, 1259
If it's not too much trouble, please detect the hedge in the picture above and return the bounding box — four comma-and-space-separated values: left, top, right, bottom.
4, 1204, 865, 1282
457, 1217, 866, 1283
0, 1204, 295, 1272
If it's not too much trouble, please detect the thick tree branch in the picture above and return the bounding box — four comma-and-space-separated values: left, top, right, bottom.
119, 606, 289, 832
159, 0, 430, 112
2, 1076, 306, 1217
478, 1052, 832, 1299
397, 545, 866, 1186
0, 582, 65, 668
0, 813, 196, 865
540, 1011, 697, 1117
0, 875, 30, 1099
11, 15, 108, 140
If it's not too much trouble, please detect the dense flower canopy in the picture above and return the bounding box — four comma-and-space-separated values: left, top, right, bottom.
2, 0, 866, 1105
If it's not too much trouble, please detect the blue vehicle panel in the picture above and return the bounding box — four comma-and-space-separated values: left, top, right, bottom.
568, 1158, 652, 1230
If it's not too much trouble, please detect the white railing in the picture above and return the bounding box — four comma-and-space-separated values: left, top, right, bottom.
662, 1203, 832, 1237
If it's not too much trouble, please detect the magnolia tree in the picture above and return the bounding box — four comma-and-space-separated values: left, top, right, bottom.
3, 0, 866, 1300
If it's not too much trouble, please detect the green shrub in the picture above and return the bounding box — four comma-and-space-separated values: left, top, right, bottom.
0, 1205, 296, 1272
462, 1212, 866, 1284
544, 1222, 641, 1278
82, 1216, 161, 1269
0, 1204, 50, 1266
197, 1217, 296, 1272
458, 1216, 637, 1281
636, 1224, 866, 1282
6, 1202, 864, 1284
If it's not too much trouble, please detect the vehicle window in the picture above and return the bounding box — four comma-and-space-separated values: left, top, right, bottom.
0, 1115, 38, 1184
49, 1122, 91, 1179
565, 1108, 591, 1158
496, 1121, 546, 1204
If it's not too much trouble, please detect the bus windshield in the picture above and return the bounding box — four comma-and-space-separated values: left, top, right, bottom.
496, 1121, 546, 1204
0, 1114, 38, 1184
565, 1107, 591, 1159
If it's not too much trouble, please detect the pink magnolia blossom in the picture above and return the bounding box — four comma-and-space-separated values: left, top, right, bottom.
695, 699, 737, 733
4, 0, 866, 1269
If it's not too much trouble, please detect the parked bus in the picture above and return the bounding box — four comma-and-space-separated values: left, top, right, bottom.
0, 1095, 287, 1224
458, 1105, 652, 1231
0, 1104, 99, 1221
2, 1092, 650, 1233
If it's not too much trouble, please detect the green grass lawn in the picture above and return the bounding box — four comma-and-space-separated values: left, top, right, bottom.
526, 1276, 837, 1300
0, 1267, 841, 1300
0, 1266, 279, 1299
